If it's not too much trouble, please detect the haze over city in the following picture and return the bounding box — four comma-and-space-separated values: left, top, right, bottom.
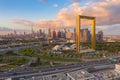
0, 0, 120, 35
0, 0, 120, 80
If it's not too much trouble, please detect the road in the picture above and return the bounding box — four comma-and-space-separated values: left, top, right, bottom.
0, 57, 120, 79
0, 43, 41, 53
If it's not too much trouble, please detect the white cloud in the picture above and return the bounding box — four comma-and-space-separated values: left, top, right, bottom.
57, 0, 120, 27
12, 0, 120, 35
39, 0, 48, 3
70, 0, 81, 2
53, 4, 58, 8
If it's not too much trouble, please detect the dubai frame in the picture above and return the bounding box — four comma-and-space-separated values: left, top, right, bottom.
76, 15, 96, 53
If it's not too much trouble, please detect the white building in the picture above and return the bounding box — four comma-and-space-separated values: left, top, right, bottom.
62, 46, 71, 50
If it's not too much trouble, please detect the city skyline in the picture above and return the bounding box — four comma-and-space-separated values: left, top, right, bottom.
0, 0, 120, 35
0, 27, 103, 42
0, 1, 120, 79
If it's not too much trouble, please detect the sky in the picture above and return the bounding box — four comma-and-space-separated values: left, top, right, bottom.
0, 0, 120, 35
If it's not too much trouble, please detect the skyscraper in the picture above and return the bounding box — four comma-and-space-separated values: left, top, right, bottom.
61, 29, 66, 38
31, 26, 34, 35
48, 28, 51, 37
74, 28, 76, 42
57, 30, 61, 38
24, 31, 26, 36
75, 28, 91, 42
97, 30, 103, 42
50, 29, 53, 38
83, 29, 91, 42
66, 29, 72, 39
52, 30, 56, 39
13, 30, 17, 36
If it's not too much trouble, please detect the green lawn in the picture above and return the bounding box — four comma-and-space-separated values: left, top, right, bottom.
39, 55, 82, 62
0, 57, 29, 69
0, 64, 17, 69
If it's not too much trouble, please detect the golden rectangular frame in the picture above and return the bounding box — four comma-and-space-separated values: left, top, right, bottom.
76, 15, 96, 53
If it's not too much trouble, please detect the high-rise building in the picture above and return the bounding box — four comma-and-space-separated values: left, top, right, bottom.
87, 30, 91, 41
66, 29, 72, 39
97, 30, 103, 42
57, 30, 61, 38
24, 31, 26, 36
39, 29, 42, 35
74, 28, 91, 42
31, 27, 34, 34
61, 29, 66, 38
52, 30, 56, 39
80, 29, 84, 42
48, 28, 51, 37
83, 29, 91, 42
73, 28, 76, 41
13, 30, 17, 36
50, 29, 53, 38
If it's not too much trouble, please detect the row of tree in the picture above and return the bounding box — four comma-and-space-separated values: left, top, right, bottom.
81, 42, 120, 53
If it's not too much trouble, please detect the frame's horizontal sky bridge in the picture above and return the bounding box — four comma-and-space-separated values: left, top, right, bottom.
79, 15, 95, 20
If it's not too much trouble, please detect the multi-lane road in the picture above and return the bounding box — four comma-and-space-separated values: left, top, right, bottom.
0, 42, 41, 53
0, 57, 120, 79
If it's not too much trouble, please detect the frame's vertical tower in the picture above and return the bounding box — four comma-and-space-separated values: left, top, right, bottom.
76, 15, 81, 53
91, 19, 96, 49
76, 15, 96, 53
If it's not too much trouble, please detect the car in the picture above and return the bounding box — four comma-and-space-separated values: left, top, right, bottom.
13, 72, 17, 75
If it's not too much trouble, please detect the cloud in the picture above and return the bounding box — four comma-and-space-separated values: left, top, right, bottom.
12, 19, 65, 29
96, 26, 109, 30
53, 4, 58, 8
12, 0, 120, 30
35, 20, 63, 28
101, 24, 120, 35
57, 0, 120, 27
11, 19, 34, 26
70, 0, 81, 2
39, 0, 48, 3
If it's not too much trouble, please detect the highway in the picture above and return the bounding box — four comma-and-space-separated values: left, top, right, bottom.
0, 57, 120, 79
0, 42, 41, 53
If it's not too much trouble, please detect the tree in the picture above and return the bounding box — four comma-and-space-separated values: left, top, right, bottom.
20, 48, 35, 57
36, 57, 42, 65
5, 50, 15, 56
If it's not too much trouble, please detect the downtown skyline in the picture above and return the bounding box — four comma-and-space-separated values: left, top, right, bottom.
0, 0, 120, 35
